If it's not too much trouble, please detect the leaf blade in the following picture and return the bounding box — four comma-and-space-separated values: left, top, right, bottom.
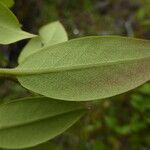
18, 37, 42, 64
18, 21, 68, 64
39, 21, 68, 45
0, 0, 14, 8
0, 97, 85, 149
0, 2, 36, 44
16, 36, 150, 101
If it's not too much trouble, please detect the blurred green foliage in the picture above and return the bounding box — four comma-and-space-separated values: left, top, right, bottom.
0, 0, 150, 149
0, 0, 14, 8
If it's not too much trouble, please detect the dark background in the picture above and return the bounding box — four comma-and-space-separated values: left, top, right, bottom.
0, 0, 150, 149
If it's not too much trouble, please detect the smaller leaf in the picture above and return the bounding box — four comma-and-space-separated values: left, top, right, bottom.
39, 21, 68, 46
0, 2, 36, 44
18, 21, 68, 63
0, 96, 86, 149
18, 37, 42, 64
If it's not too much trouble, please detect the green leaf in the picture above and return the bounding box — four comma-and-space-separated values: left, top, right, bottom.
0, 96, 85, 149
18, 37, 42, 64
18, 21, 68, 64
0, 0, 14, 8
0, 2, 36, 44
15, 36, 150, 101
39, 21, 68, 46
0, 141, 59, 150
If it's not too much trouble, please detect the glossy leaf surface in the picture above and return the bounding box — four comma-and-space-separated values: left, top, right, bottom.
0, 97, 85, 149
16, 36, 150, 101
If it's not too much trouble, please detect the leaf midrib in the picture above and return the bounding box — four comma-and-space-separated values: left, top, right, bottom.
0, 108, 85, 130
0, 24, 35, 37
15, 56, 150, 76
